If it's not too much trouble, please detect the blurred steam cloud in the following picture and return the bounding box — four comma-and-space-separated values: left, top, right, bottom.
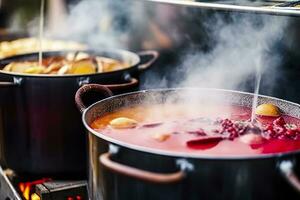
26, 0, 287, 97
44, 0, 132, 49
178, 14, 287, 94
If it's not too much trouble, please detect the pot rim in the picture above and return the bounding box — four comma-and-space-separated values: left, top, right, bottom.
82, 88, 300, 160
0, 49, 140, 78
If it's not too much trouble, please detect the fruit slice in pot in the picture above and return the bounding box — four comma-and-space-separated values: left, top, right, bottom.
109, 117, 138, 129
69, 59, 96, 74
255, 103, 281, 117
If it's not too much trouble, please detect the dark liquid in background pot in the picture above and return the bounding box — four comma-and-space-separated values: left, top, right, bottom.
91, 104, 300, 157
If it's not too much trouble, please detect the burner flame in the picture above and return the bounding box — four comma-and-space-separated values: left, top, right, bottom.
18, 178, 51, 200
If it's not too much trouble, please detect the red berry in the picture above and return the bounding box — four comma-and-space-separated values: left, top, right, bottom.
274, 126, 286, 134
227, 127, 234, 132
266, 125, 273, 131
286, 129, 296, 136
273, 117, 285, 126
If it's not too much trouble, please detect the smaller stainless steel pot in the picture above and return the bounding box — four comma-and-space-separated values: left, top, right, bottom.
76, 86, 300, 200
0, 49, 158, 177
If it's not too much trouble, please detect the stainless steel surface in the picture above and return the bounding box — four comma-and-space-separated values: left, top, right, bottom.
35, 180, 88, 200
0, 167, 22, 200
146, 0, 300, 16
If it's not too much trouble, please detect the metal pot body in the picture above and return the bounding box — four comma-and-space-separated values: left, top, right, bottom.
0, 49, 158, 176
89, 136, 300, 200
81, 88, 300, 200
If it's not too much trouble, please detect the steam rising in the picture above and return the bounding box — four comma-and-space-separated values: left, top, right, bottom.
55, 0, 127, 48
142, 13, 288, 118
7, 0, 292, 132
26, 0, 287, 101
179, 14, 286, 93
27, 0, 132, 49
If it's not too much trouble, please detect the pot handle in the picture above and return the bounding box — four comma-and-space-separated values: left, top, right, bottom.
137, 50, 159, 71
279, 160, 300, 192
0, 82, 19, 87
75, 84, 113, 113
102, 76, 139, 92
99, 152, 185, 184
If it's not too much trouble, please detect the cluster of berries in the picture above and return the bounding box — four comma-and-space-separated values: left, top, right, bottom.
218, 119, 248, 140
263, 117, 300, 140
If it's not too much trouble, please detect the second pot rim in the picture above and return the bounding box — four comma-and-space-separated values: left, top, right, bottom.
0, 49, 141, 78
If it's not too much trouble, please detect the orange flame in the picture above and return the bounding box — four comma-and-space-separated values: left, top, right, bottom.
18, 178, 51, 200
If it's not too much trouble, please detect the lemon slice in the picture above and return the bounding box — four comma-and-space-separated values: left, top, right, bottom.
70, 59, 96, 74
109, 117, 138, 129
24, 66, 45, 74
255, 103, 280, 117
152, 133, 171, 142
4, 62, 39, 73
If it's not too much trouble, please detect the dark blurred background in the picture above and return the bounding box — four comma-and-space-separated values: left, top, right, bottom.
0, 0, 300, 103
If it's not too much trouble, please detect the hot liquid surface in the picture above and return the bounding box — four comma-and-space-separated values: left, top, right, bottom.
91, 104, 300, 157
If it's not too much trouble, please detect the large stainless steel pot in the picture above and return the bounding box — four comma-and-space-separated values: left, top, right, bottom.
76, 86, 300, 200
0, 49, 158, 177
